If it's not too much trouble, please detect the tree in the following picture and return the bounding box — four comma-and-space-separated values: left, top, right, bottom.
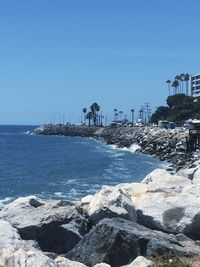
130, 109, 134, 126
175, 75, 181, 93
82, 108, 87, 125
166, 80, 171, 96
166, 94, 190, 109
86, 111, 93, 126
114, 108, 118, 122
151, 106, 169, 123
119, 111, 123, 121
185, 73, 190, 96
171, 80, 179, 95
180, 73, 186, 94
90, 102, 100, 126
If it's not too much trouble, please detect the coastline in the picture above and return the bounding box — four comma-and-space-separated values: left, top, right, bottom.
33, 124, 197, 172
1, 124, 200, 266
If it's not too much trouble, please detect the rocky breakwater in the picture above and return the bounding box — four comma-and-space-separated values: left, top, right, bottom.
2, 162, 200, 266
96, 126, 198, 171
33, 124, 99, 137
34, 124, 196, 170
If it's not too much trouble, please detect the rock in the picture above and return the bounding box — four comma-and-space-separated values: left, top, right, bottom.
3, 248, 58, 267
93, 264, 111, 267
142, 169, 172, 184
55, 256, 88, 267
0, 196, 88, 254
121, 256, 156, 267
177, 167, 198, 180
192, 168, 200, 184
0, 219, 22, 251
132, 170, 200, 238
87, 186, 137, 225
67, 218, 190, 267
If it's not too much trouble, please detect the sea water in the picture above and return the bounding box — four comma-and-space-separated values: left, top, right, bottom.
0, 125, 161, 206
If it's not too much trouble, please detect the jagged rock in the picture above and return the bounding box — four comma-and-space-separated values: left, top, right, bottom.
87, 186, 137, 225
0, 196, 88, 254
121, 256, 156, 267
133, 170, 200, 238
3, 248, 58, 267
55, 256, 88, 267
0, 219, 22, 251
67, 218, 190, 267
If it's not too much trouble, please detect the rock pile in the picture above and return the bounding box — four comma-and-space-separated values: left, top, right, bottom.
1, 164, 200, 266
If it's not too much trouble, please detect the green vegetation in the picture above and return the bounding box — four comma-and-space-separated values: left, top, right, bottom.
166, 73, 190, 95
83, 102, 101, 126
151, 94, 200, 124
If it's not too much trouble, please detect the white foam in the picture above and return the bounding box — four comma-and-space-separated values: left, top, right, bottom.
108, 143, 141, 154
0, 197, 13, 210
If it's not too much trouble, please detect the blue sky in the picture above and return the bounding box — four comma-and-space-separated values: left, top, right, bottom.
0, 0, 200, 125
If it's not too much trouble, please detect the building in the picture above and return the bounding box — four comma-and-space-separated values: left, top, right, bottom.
190, 73, 200, 97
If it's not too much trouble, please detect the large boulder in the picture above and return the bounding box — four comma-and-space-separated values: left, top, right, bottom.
86, 186, 137, 225
133, 169, 200, 238
67, 218, 191, 267
0, 196, 88, 254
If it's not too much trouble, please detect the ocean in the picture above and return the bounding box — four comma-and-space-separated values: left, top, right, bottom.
0, 125, 161, 207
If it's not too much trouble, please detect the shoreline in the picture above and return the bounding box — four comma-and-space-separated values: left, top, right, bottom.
1, 124, 200, 266
33, 124, 198, 172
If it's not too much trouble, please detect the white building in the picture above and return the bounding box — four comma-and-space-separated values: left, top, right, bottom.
190, 73, 200, 97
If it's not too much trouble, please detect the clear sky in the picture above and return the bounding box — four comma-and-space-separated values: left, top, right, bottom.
0, 0, 200, 125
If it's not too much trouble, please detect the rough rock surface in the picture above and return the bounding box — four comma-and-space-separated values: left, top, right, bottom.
133, 168, 200, 238
67, 218, 191, 267
87, 186, 137, 225
55, 256, 88, 267
3, 248, 58, 267
121, 256, 156, 267
0, 196, 88, 254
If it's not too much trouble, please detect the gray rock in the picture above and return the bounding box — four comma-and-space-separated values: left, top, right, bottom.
67, 218, 190, 267
0, 196, 88, 254
87, 186, 137, 225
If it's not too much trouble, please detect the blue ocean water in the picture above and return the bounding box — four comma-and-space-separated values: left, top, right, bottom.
0, 125, 161, 205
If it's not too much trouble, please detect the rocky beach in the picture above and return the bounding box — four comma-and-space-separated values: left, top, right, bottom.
1, 124, 200, 266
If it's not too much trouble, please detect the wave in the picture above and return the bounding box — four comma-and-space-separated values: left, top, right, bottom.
0, 197, 13, 209
108, 143, 141, 154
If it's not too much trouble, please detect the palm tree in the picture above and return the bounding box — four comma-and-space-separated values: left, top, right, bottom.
180, 73, 186, 93
119, 111, 123, 121
82, 108, 87, 125
130, 109, 134, 126
175, 75, 181, 93
86, 111, 93, 126
114, 108, 118, 122
172, 80, 179, 95
185, 73, 190, 95
166, 80, 171, 96
90, 102, 100, 125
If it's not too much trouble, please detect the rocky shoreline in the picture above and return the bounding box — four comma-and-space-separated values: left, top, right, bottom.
33, 124, 198, 172
1, 124, 200, 266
